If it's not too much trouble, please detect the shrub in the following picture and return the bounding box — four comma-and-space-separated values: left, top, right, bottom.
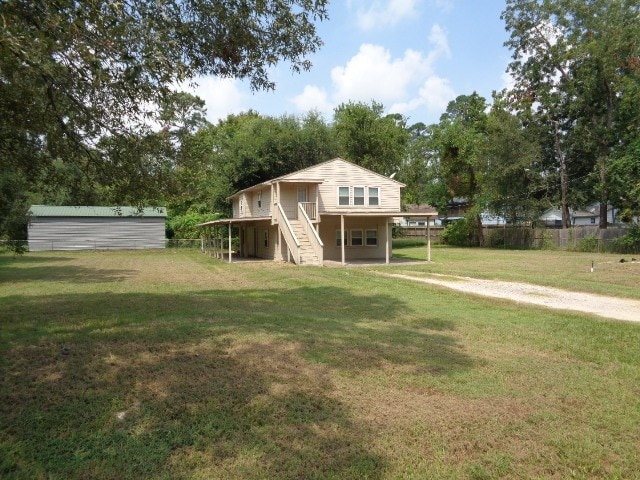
540, 230, 556, 250
609, 224, 640, 254
574, 233, 600, 253
441, 218, 476, 247
167, 211, 221, 239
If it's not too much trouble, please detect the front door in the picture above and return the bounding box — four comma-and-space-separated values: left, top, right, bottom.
247, 227, 256, 257
297, 186, 308, 203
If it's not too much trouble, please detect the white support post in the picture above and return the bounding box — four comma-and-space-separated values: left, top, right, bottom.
341, 215, 345, 265
228, 222, 232, 263
427, 221, 431, 262
385, 221, 390, 264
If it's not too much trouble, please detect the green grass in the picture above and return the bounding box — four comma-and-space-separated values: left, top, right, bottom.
1, 249, 640, 479
392, 242, 640, 299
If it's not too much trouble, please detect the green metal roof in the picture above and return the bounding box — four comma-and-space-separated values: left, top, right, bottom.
29, 205, 167, 218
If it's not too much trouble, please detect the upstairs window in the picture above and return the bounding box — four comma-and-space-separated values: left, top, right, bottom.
368, 187, 379, 206
257, 191, 262, 208
338, 187, 350, 206
353, 187, 365, 206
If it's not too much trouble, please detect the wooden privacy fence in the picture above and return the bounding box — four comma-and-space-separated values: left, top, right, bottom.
395, 225, 630, 249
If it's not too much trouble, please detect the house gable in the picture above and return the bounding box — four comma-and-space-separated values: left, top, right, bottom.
281, 158, 403, 213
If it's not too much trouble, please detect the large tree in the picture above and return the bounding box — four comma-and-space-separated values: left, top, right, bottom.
0, 0, 328, 238
502, 0, 640, 228
433, 93, 489, 244
333, 101, 409, 177
172, 111, 338, 215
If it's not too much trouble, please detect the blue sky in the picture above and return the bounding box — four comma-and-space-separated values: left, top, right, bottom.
188, 0, 514, 127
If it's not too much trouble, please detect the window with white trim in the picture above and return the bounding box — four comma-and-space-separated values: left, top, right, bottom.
257, 191, 262, 208
353, 187, 365, 206
351, 229, 363, 246
365, 229, 378, 246
336, 229, 347, 247
338, 187, 350, 206
263, 230, 269, 247
368, 187, 379, 206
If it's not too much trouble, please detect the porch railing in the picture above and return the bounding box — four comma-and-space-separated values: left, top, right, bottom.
299, 202, 317, 221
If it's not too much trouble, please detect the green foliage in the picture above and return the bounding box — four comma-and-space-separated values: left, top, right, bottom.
0, 0, 328, 237
503, 0, 640, 227
440, 218, 476, 247
574, 234, 600, 253
609, 225, 640, 254
167, 210, 222, 239
333, 101, 409, 176
540, 230, 556, 250
172, 111, 339, 215
609, 138, 640, 220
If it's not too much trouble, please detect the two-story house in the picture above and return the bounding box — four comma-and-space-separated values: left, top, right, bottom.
200, 158, 425, 265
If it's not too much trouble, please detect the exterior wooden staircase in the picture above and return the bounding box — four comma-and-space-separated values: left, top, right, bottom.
289, 220, 321, 265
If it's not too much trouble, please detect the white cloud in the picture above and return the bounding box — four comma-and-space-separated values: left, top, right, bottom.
185, 77, 248, 123
290, 85, 333, 116
354, 0, 420, 30
417, 75, 456, 113
330, 44, 429, 105
390, 75, 455, 116
289, 24, 455, 121
427, 24, 451, 60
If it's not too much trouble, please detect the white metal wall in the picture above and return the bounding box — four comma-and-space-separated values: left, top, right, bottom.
28, 217, 166, 251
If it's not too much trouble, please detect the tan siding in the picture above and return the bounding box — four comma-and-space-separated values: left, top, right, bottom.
279, 185, 299, 218
318, 216, 391, 261
255, 225, 277, 259
247, 188, 271, 218
287, 159, 402, 213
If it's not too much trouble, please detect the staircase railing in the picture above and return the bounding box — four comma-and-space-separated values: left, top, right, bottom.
299, 203, 323, 265
275, 203, 300, 264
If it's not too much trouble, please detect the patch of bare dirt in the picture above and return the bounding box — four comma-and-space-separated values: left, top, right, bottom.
377, 272, 640, 322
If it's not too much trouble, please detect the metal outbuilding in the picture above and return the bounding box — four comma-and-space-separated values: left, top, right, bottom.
28, 205, 167, 251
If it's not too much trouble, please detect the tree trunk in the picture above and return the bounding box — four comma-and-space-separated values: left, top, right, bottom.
598, 154, 609, 229
554, 121, 571, 228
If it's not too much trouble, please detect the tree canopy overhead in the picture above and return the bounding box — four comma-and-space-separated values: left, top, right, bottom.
0, 0, 328, 239
502, 0, 640, 227
1, 0, 328, 140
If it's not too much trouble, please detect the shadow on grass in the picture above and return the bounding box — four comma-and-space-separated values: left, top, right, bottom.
0, 286, 472, 479
0, 259, 135, 283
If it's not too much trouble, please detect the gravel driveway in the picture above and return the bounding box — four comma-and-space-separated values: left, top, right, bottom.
378, 272, 640, 322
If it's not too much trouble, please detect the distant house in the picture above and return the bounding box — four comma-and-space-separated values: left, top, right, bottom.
199, 158, 436, 265
539, 207, 598, 227
395, 204, 438, 226
585, 202, 619, 224
28, 206, 167, 251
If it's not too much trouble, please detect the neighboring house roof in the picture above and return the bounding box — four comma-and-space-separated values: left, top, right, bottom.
227, 157, 405, 199
539, 207, 597, 221
403, 204, 438, 215
572, 210, 597, 218
29, 205, 167, 218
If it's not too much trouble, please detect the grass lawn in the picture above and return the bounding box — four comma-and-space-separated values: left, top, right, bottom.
1, 249, 640, 479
